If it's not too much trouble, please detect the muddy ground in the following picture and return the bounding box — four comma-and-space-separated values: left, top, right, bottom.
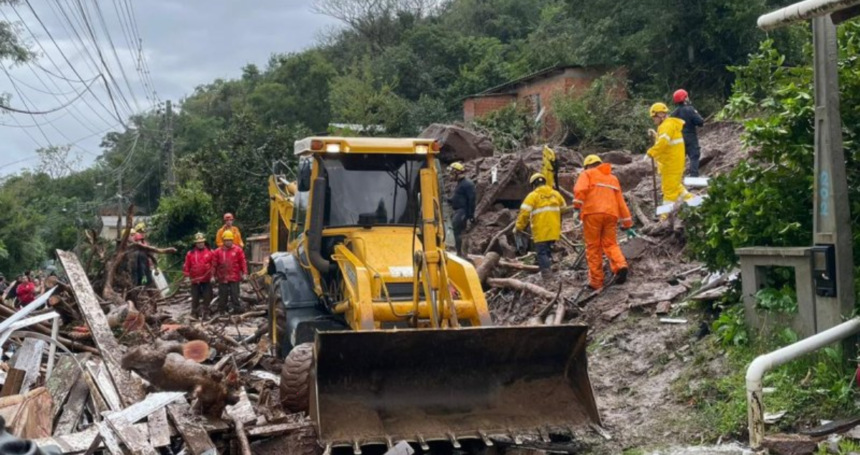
471, 122, 749, 453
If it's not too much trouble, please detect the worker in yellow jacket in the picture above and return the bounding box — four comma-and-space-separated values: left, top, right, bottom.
647, 102, 691, 206
216, 213, 244, 248
515, 173, 566, 280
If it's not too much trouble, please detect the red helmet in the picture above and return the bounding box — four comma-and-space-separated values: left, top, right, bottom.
673, 89, 689, 104
223, 213, 234, 221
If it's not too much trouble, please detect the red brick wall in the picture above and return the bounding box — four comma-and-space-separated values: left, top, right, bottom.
463, 94, 517, 121
462, 68, 629, 138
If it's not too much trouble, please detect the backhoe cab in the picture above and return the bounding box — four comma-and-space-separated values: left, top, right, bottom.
267, 137, 600, 452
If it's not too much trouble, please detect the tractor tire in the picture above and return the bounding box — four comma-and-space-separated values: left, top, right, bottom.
280, 342, 314, 414
270, 274, 289, 358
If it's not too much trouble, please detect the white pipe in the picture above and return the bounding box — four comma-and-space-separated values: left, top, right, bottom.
758, 0, 860, 30
746, 317, 860, 448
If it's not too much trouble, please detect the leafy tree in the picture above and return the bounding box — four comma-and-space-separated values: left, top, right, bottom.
686, 22, 860, 305
149, 181, 217, 251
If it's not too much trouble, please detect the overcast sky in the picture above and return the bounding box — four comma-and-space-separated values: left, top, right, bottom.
0, 1, 337, 176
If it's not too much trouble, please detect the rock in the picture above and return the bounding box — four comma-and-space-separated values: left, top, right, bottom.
656, 301, 672, 315
599, 150, 634, 165
762, 434, 819, 455
420, 124, 494, 163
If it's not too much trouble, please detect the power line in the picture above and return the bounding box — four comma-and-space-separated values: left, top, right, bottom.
0, 76, 99, 114
71, 0, 136, 116
22, 0, 130, 127
6, 4, 118, 132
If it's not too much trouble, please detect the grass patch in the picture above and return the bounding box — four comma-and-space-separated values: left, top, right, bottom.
671, 305, 858, 441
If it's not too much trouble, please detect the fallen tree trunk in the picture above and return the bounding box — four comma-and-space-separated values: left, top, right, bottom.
469, 254, 540, 274
475, 252, 501, 283
487, 278, 556, 300
121, 342, 229, 417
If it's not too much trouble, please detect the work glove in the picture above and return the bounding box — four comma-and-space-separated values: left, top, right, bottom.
625, 228, 638, 239
647, 128, 657, 140
642, 153, 652, 163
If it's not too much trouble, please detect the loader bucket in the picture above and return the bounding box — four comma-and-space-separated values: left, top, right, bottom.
311, 325, 600, 451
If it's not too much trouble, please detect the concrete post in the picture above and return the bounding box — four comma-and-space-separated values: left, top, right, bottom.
811, 16, 856, 331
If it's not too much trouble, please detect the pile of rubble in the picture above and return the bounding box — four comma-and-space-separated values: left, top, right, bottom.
0, 222, 315, 454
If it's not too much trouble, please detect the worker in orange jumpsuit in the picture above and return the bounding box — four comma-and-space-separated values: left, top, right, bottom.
573, 155, 634, 290
216, 213, 244, 248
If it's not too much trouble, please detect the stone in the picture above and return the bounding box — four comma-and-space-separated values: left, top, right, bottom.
762, 434, 819, 455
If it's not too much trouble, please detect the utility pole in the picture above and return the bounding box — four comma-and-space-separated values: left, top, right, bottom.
164, 99, 175, 195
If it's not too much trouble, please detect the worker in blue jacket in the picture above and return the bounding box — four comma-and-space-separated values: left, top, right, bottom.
670, 89, 705, 177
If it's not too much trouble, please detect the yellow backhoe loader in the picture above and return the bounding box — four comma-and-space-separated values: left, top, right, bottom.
267, 137, 599, 453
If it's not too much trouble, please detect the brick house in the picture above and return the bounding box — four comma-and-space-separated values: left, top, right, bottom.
463, 65, 627, 138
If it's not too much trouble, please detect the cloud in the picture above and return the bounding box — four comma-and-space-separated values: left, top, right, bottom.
0, 1, 338, 175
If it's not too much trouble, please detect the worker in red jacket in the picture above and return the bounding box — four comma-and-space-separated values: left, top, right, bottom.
183, 233, 215, 319
213, 230, 247, 314
16, 275, 36, 308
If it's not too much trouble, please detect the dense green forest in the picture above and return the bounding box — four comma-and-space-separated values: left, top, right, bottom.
0, 0, 804, 273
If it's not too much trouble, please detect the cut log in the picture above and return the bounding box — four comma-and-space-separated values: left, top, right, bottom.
0, 304, 98, 355
183, 340, 210, 363
122, 344, 228, 417
486, 278, 556, 300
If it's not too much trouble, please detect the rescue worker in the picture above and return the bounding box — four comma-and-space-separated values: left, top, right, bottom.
16, 275, 35, 308
515, 173, 566, 280
573, 155, 634, 290
213, 230, 247, 314
216, 213, 244, 248
670, 89, 705, 177
131, 232, 156, 287
183, 233, 215, 319
447, 162, 476, 256
647, 102, 691, 208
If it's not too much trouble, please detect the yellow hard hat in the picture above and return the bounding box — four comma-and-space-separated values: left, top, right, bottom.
529, 173, 546, 185
649, 102, 669, 117
222, 230, 234, 241
193, 232, 206, 243
583, 155, 602, 167
450, 162, 465, 172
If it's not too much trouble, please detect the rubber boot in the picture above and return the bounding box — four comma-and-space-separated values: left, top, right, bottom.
615, 267, 629, 285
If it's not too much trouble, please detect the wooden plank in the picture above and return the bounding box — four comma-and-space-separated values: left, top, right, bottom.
147, 407, 171, 448
167, 402, 217, 455
226, 387, 257, 425
81, 362, 109, 415
89, 362, 121, 412
34, 423, 151, 454
13, 338, 47, 393
53, 378, 90, 436
56, 250, 145, 406
106, 414, 158, 455
96, 421, 124, 455
246, 420, 312, 438
46, 355, 84, 423
0, 369, 25, 397
114, 392, 184, 424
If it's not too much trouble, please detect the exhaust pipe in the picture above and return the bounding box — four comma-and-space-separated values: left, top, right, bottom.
308, 176, 330, 274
